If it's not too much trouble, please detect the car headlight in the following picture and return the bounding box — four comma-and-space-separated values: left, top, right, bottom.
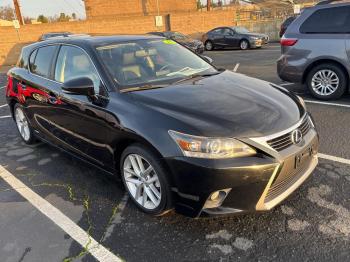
169, 130, 256, 159
250, 37, 260, 40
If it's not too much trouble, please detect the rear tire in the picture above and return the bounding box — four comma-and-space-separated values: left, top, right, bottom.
306, 63, 347, 100
120, 144, 173, 216
205, 40, 214, 51
14, 104, 36, 144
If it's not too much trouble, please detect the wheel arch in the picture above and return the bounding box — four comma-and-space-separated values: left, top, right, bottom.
113, 134, 175, 185
302, 59, 350, 86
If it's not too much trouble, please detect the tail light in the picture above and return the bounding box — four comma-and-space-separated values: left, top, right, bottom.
280, 38, 298, 46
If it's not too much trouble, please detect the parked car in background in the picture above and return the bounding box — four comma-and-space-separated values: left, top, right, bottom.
280, 16, 297, 37
202, 26, 269, 51
6, 35, 318, 217
38, 32, 72, 41
147, 31, 204, 54
278, 1, 350, 100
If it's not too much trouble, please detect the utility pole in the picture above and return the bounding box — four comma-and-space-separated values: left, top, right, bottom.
207, 0, 211, 11
13, 0, 24, 25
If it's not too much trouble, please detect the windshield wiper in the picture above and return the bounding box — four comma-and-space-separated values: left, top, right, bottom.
120, 84, 169, 93
173, 71, 222, 85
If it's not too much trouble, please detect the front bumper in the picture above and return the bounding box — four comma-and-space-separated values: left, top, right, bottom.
166, 115, 319, 218
250, 38, 269, 48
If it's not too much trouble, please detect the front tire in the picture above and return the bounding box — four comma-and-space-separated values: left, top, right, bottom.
120, 144, 172, 216
240, 39, 249, 50
306, 63, 347, 100
14, 104, 36, 144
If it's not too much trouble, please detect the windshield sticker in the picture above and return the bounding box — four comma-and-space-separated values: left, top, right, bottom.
163, 39, 176, 45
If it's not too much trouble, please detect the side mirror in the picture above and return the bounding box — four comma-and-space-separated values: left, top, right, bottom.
62, 77, 95, 96
201, 55, 213, 64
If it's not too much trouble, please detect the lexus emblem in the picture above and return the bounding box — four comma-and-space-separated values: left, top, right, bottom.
291, 129, 303, 145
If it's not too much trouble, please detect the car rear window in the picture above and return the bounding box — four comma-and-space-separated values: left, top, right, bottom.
300, 6, 350, 34
29, 45, 57, 78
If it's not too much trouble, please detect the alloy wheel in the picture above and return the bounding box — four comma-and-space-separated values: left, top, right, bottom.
311, 69, 340, 96
205, 41, 213, 51
15, 107, 31, 142
240, 40, 249, 50
123, 154, 161, 210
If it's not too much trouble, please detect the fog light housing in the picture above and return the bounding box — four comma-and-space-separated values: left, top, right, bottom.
203, 189, 231, 209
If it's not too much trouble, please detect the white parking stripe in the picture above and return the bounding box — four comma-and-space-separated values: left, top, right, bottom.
319, 153, 350, 166
0, 166, 123, 262
0, 86, 5, 90
0, 115, 11, 119
305, 100, 350, 109
233, 63, 240, 72
0, 104, 8, 108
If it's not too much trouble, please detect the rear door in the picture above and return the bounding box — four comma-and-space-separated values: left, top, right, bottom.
51, 45, 114, 169
298, 5, 350, 65
210, 28, 225, 46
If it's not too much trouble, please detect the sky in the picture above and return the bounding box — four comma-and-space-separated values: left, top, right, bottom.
0, 0, 230, 20
1, 0, 86, 19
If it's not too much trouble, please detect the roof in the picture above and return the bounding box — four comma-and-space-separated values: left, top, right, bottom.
25, 34, 163, 50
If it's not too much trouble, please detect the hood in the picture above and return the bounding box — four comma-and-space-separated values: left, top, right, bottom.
130, 71, 304, 138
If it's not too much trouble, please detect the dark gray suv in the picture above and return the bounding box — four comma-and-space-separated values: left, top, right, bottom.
277, 1, 350, 100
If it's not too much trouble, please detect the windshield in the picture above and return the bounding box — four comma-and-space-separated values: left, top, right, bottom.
96, 39, 216, 89
234, 27, 250, 34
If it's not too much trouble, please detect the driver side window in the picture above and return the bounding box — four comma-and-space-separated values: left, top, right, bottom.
222, 28, 234, 36
55, 46, 101, 94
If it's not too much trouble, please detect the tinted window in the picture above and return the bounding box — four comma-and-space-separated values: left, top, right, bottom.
222, 28, 233, 36
211, 28, 223, 34
30, 46, 57, 78
55, 46, 101, 93
300, 6, 350, 34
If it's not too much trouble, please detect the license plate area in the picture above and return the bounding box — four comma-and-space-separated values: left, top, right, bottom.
295, 146, 315, 169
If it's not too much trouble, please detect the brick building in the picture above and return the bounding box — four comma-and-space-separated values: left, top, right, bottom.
84, 0, 197, 19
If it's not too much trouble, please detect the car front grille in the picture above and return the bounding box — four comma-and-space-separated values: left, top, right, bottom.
264, 156, 312, 203
267, 117, 311, 152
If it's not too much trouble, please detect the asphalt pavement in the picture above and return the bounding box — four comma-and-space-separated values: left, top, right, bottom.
0, 43, 349, 262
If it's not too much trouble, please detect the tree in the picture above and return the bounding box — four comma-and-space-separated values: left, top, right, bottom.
37, 14, 48, 23
0, 5, 15, 20
58, 12, 70, 22
72, 13, 77, 20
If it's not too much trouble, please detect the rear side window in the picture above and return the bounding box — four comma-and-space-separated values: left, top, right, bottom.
211, 28, 223, 34
30, 45, 57, 78
300, 6, 350, 34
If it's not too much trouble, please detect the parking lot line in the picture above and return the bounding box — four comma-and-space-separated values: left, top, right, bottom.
318, 153, 350, 166
0, 115, 11, 119
233, 63, 240, 72
0, 165, 123, 262
0, 86, 5, 90
0, 104, 8, 108
305, 100, 350, 109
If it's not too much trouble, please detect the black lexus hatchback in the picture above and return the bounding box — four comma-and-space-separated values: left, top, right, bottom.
6, 35, 319, 217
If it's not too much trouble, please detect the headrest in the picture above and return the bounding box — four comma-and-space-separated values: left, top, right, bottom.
123, 52, 136, 65
72, 55, 90, 71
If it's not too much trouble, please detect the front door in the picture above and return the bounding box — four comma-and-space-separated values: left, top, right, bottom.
51, 45, 114, 169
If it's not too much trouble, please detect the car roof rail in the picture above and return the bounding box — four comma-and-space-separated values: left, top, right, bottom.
316, 0, 350, 5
